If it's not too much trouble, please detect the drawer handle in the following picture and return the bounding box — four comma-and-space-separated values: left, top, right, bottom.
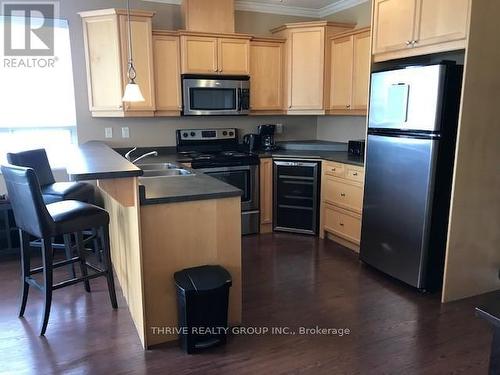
332, 168, 336, 172
353, 172, 358, 176
340, 223, 344, 226
340, 193, 346, 197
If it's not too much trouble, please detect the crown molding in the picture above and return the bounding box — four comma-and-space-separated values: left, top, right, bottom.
235, 1, 318, 18
319, 0, 370, 18
141, 0, 370, 18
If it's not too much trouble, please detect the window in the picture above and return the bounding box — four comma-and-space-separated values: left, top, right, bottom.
0, 16, 77, 167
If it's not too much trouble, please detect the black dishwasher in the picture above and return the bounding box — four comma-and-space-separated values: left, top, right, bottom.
273, 160, 321, 235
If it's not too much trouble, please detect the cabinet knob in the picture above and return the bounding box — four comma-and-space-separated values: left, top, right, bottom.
346, 104, 351, 108
340, 193, 346, 197
353, 172, 358, 176
332, 168, 336, 172
412, 40, 418, 45
340, 223, 344, 227
405, 40, 412, 46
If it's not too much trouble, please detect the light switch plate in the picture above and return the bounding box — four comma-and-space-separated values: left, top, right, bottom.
121, 127, 130, 138
105, 128, 113, 138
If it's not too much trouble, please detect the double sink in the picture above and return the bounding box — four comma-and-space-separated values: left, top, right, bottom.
138, 163, 195, 178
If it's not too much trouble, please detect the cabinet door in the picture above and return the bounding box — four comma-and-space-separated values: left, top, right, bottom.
414, 0, 470, 48
250, 42, 283, 111
181, 36, 218, 74
82, 15, 123, 112
119, 15, 156, 112
329, 36, 353, 110
289, 27, 325, 110
218, 38, 250, 75
323, 176, 364, 214
351, 31, 371, 111
259, 158, 273, 232
373, 0, 418, 54
153, 35, 181, 114
323, 204, 362, 245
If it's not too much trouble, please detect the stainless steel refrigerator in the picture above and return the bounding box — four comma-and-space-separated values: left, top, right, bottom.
360, 63, 463, 291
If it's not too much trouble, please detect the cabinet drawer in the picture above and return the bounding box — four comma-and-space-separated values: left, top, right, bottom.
324, 177, 363, 213
323, 204, 361, 244
345, 166, 364, 183
323, 161, 345, 177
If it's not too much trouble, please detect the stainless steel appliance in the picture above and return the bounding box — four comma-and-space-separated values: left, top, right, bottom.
258, 124, 277, 151
176, 128, 260, 235
182, 75, 250, 116
360, 62, 463, 291
273, 160, 321, 235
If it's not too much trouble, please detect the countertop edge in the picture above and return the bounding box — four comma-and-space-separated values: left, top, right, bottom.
139, 185, 242, 205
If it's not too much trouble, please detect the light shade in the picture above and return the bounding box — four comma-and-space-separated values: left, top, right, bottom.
122, 83, 145, 102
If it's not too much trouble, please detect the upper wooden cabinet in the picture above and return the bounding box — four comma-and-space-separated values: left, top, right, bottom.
80, 9, 156, 117
372, 0, 470, 62
328, 28, 370, 115
272, 21, 354, 115
180, 33, 251, 75
250, 38, 285, 114
152, 31, 182, 116
181, 0, 235, 34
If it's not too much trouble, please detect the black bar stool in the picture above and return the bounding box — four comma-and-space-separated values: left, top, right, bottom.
7, 149, 103, 272
1, 164, 118, 336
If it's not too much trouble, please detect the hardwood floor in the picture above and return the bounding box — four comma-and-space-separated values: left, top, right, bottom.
0, 233, 492, 374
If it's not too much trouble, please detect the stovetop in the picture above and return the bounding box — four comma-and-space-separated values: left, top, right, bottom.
178, 150, 260, 169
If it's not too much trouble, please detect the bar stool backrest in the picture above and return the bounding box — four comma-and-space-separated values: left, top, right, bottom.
7, 149, 56, 187
1, 164, 54, 238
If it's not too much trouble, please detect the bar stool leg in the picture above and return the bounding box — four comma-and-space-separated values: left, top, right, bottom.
63, 234, 76, 279
100, 226, 117, 309
92, 228, 102, 263
19, 230, 31, 317
40, 237, 53, 336
75, 232, 91, 293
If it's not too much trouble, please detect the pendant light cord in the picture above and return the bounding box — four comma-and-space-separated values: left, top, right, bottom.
126, 0, 137, 83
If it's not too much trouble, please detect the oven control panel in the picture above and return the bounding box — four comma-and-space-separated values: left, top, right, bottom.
179, 128, 237, 141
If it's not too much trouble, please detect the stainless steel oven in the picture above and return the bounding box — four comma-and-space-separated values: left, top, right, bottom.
182, 75, 250, 116
197, 165, 259, 235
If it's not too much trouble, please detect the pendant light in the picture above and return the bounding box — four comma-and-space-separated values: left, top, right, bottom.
122, 0, 145, 102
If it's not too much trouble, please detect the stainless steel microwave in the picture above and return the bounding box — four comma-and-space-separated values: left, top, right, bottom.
182, 75, 250, 116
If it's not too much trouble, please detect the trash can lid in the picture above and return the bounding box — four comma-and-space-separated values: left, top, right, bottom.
174, 265, 232, 292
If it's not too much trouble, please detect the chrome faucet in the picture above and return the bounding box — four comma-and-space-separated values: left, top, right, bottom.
125, 147, 159, 164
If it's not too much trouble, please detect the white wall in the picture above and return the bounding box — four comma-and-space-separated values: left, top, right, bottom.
316, 116, 367, 142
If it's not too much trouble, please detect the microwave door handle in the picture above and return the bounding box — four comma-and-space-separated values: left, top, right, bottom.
238, 88, 242, 111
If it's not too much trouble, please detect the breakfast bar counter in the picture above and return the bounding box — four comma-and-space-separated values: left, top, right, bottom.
65, 141, 242, 349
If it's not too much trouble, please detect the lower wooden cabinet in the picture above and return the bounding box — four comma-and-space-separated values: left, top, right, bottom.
323, 204, 362, 245
320, 160, 364, 251
259, 158, 273, 233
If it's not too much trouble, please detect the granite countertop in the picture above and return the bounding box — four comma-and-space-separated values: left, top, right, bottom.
66, 141, 143, 181
138, 169, 242, 205
65, 142, 241, 205
258, 140, 365, 167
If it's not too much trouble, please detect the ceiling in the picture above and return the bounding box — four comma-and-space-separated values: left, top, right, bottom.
143, 0, 369, 18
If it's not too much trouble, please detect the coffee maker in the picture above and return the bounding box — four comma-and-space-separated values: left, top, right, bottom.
257, 124, 277, 151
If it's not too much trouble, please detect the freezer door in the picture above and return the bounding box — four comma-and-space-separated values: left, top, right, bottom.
369, 65, 446, 132
360, 134, 439, 288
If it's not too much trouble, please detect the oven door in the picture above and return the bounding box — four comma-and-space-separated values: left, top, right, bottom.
183, 78, 249, 116
197, 165, 258, 211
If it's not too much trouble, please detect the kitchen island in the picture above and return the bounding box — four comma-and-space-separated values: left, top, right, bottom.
66, 142, 242, 349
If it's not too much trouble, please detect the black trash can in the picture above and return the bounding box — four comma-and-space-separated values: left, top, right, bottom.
174, 265, 232, 354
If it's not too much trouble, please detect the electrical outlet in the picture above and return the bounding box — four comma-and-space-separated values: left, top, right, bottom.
105, 128, 113, 138
121, 127, 130, 138
276, 123, 284, 134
